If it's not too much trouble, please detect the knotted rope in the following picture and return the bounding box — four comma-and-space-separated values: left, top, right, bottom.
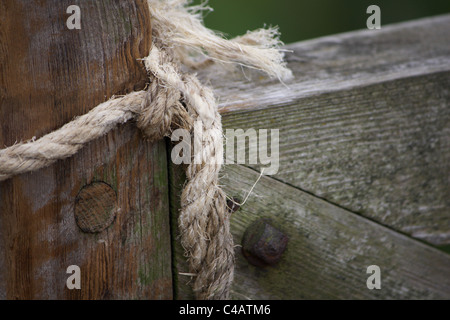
0, 0, 291, 299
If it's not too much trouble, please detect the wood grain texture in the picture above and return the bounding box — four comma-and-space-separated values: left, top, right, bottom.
222, 165, 450, 299
0, 0, 151, 147
196, 15, 450, 246
168, 160, 195, 300
170, 15, 450, 299
0, 0, 172, 299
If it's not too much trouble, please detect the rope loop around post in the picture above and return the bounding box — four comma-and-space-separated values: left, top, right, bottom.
0, 0, 292, 300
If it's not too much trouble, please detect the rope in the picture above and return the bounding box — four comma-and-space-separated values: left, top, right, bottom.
143, 44, 234, 299
0, 0, 291, 299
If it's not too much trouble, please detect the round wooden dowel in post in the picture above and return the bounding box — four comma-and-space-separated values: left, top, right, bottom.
74, 182, 117, 233
0, 0, 172, 299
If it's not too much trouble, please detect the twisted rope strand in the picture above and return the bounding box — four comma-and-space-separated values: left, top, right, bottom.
143, 45, 234, 299
0, 91, 146, 182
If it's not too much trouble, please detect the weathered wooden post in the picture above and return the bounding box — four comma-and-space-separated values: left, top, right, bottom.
0, 0, 173, 299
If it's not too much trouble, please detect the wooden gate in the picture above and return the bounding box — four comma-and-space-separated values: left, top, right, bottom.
0, 0, 449, 299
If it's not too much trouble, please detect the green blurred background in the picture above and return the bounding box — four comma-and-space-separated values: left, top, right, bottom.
193, 0, 450, 43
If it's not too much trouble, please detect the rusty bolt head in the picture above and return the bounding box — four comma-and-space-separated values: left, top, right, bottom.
241, 218, 288, 267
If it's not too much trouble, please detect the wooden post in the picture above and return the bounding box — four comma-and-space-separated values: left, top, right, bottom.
0, 0, 173, 299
